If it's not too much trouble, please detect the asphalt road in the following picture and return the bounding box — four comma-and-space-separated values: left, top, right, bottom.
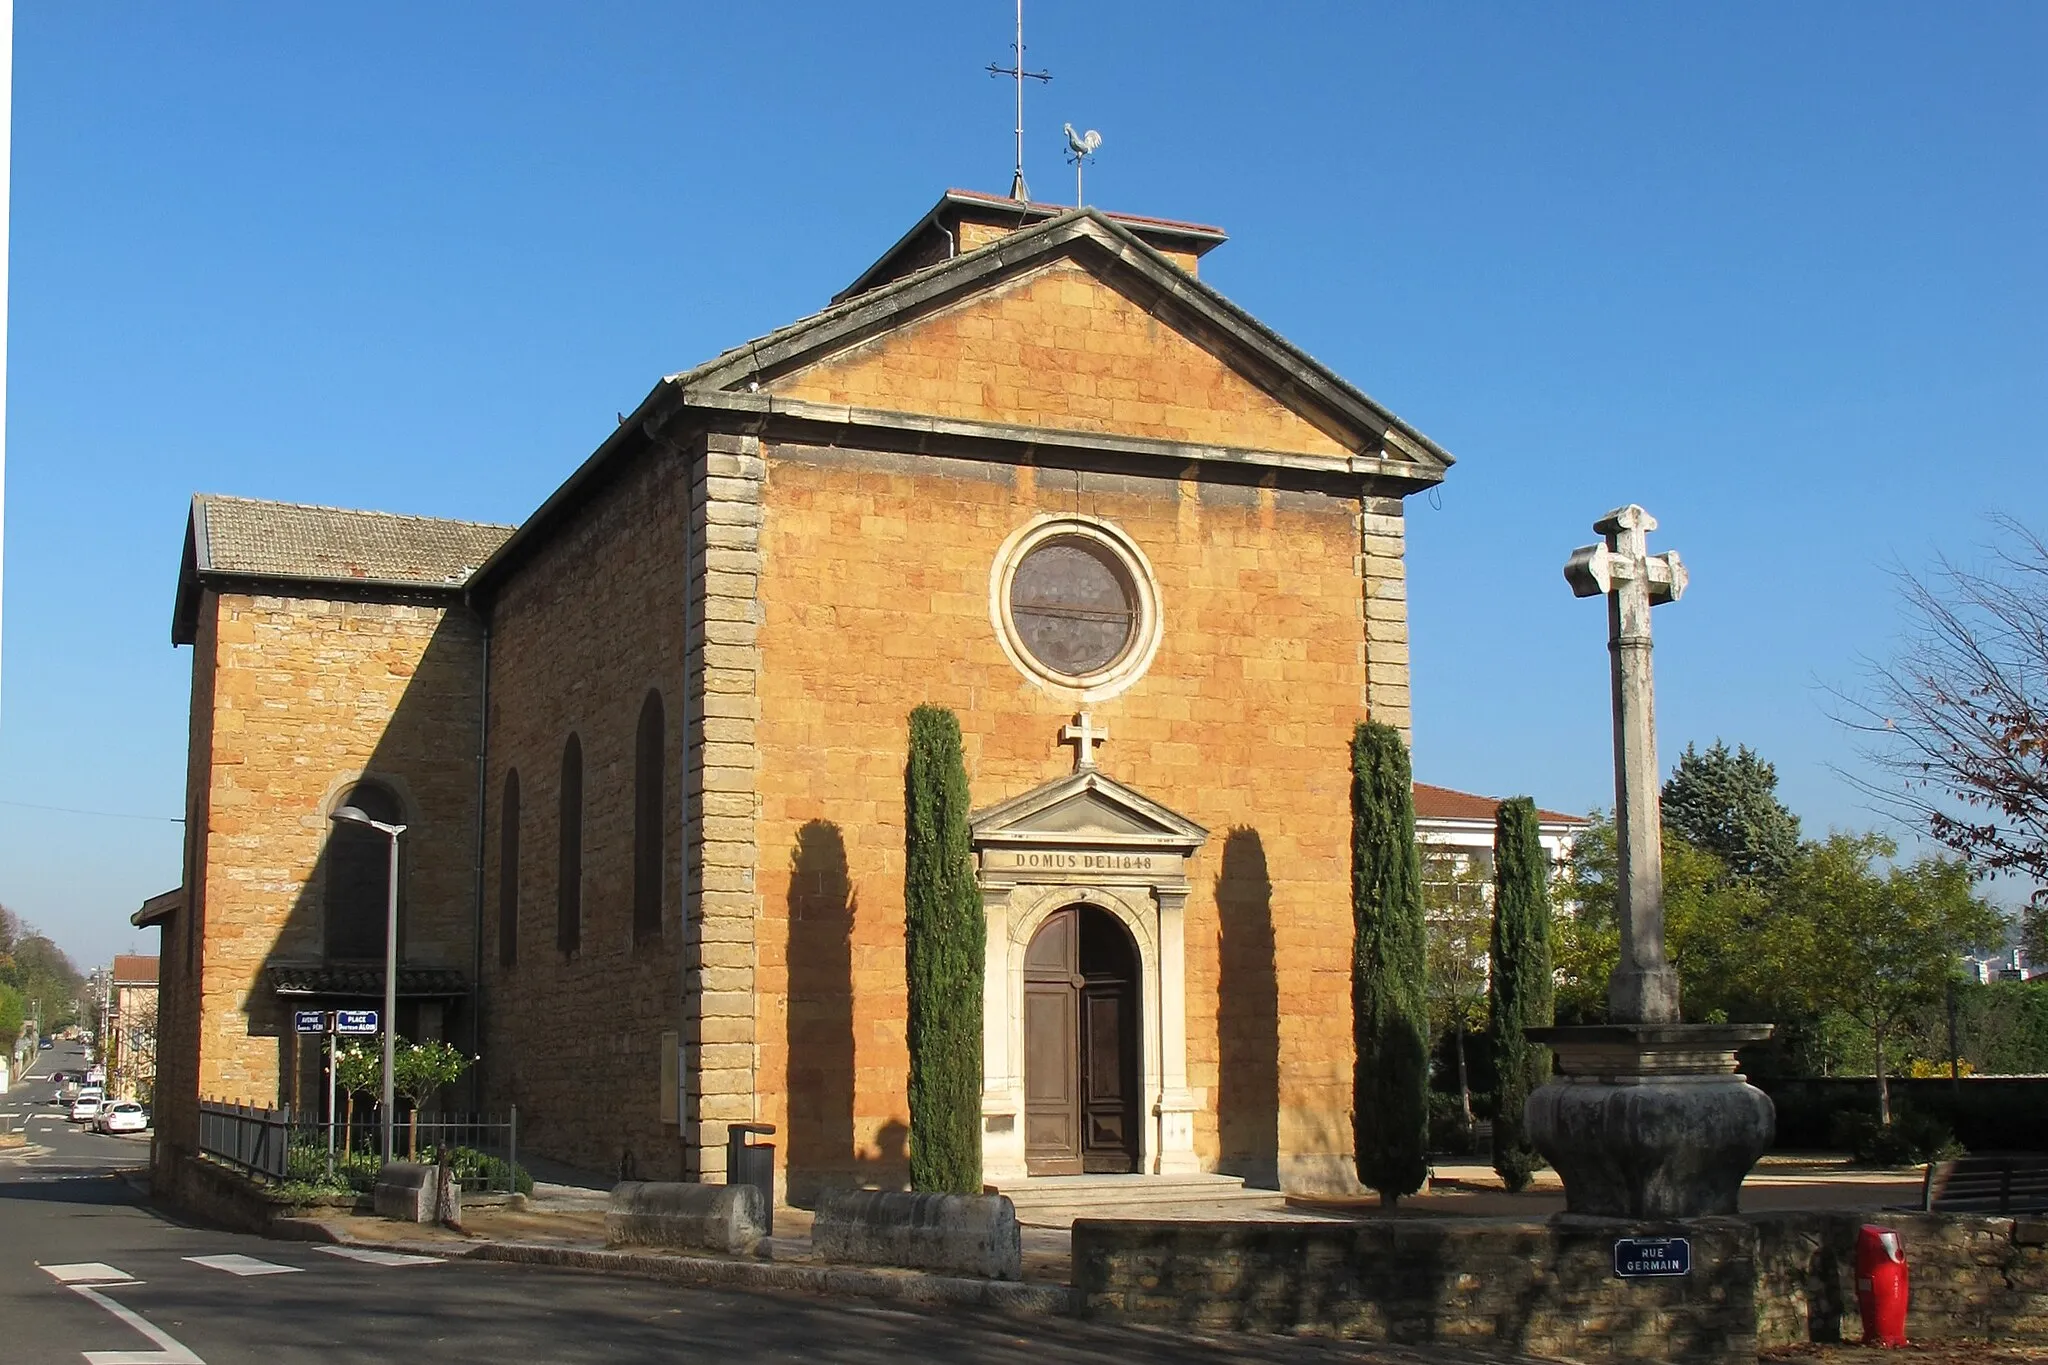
2, 1044, 1529, 1365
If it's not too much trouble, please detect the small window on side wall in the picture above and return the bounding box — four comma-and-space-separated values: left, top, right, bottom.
325, 781, 404, 960
634, 691, 665, 944
558, 736, 582, 956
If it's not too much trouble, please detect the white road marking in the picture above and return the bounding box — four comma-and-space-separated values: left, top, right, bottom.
183, 1253, 302, 1277
311, 1244, 444, 1267
42, 1263, 137, 1284
71, 1283, 204, 1365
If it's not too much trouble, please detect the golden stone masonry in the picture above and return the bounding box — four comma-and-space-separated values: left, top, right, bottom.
142, 187, 1460, 1196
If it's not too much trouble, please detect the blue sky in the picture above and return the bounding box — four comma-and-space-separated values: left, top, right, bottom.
1, 3, 2043, 968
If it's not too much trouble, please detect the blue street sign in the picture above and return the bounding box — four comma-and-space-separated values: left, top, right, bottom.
293, 1011, 329, 1035
334, 1010, 380, 1036
1613, 1237, 1691, 1278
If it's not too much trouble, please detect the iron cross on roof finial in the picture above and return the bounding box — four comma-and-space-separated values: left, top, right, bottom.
987, 0, 1051, 201
1564, 504, 1689, 1025
1061, 712, 1107, 770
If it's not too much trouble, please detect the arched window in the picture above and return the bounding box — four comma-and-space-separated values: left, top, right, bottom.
499, 769, 520, 968
633, 691, 665, 944
325, 780, 403, 960
558, 736, 582, 956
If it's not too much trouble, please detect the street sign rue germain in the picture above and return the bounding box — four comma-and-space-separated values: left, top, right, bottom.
1613, 1237, 1692, 1278
334, 1010, 380, 1035
293, 1011, 329, 1034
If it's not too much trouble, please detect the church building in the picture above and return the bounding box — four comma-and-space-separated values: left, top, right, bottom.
146, 189, 1455, 1196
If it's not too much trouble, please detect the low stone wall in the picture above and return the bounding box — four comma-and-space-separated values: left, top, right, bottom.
152, 1145, 355, 1234
1752, 1210, 2048, 1346
1075, 1211, 2048, 1360
1075, 1216, 1758, 1365
607, 1181, 766, 1255
813, 1189, 1022, 1281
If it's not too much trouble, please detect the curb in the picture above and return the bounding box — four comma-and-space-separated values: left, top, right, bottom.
268, 1219, 1078, 1316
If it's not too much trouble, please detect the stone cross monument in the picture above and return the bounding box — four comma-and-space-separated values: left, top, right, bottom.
1563, 504, 1687, 1024
1527, 503, 1775, 1221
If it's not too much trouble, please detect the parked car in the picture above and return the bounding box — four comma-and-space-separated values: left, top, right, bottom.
37, 1037, 51, 1050
69, 1094, 102, 1124
97, 1102, 148, 1135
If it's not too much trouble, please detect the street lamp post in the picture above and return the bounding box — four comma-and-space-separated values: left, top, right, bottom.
330, 804, 406, 1164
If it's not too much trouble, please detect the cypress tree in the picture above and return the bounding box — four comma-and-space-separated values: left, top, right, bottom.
903, 706, 984, 1193
1490, 796, 1556, 1192
1350, 722, 1430, 1206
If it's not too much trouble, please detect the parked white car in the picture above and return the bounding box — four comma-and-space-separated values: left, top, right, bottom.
97, 1101, 148, 1135
69, 1094, 102, 1124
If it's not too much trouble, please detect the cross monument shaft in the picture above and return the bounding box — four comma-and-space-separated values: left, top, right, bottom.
1564, 504, 1688, 1024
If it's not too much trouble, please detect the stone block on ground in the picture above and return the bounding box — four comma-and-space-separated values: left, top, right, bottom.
606, 1180, 766, 1256
812, 1188, 1021, 1281
374, 1162, 460, 1224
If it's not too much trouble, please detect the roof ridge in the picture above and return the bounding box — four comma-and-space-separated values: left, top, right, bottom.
198, 492, 516, 531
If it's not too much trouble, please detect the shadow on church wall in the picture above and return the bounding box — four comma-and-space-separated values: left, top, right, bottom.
1215, 825, 1281, 1188
784, 819, 857, 1205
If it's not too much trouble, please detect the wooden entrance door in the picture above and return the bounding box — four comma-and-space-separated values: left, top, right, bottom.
1024, 906, 1140, 1175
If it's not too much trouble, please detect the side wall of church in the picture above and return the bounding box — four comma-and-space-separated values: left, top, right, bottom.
154, 594, 218, 1165
481, 445, 691, 1181
186, 589, 484, 1117
754, 440, 1399, 1195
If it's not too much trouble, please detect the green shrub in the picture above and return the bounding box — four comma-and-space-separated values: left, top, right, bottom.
1830, 1107, 1964, 1166
1350, 722, 1430, 1206
1490, 796, 1555, 1193
1427, 1092, 1479, 1157
903, 706, 983, 1194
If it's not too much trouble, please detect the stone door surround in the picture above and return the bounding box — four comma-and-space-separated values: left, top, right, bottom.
970, 769, 1208, 1181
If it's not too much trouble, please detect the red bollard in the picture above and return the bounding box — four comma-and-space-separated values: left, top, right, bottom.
1856, 1223, 1910, 1347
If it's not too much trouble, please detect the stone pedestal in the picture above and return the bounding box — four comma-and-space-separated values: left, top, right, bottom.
1525, 1024, 1775, 1220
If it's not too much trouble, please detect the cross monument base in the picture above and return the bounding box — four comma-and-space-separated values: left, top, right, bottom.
1525, 1024, 1776, 1220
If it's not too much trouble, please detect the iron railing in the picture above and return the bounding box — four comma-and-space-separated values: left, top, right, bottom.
198, 1100, 293, 1180
202, 1099, 524, 1193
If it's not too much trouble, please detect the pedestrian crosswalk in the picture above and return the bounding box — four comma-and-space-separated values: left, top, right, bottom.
44, 1244, 443, 1287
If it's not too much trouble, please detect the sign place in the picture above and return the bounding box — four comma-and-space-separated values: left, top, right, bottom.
1613, 1237, 1692, 1278
293, 1011, 330, 1035
334, 1010, 380, 1035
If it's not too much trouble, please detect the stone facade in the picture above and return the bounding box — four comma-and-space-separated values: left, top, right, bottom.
153, 197, 1454, 1197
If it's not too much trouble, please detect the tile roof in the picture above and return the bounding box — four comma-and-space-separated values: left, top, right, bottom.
263, 963, 471, 999
111, 955, 158, 985
195, 494, 514, 589
1414, 782, 1587, 827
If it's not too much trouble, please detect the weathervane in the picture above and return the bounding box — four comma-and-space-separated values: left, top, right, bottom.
1064, 123, 1102, 206
987, 0, 1051, 200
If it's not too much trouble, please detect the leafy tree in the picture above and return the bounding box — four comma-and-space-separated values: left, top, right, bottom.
0, 983, 23, 1050
1420, 842, 1490, 1133
333, 1042, 386, 1160
392, 1039, 474, 1160
0, 904, 85, 1031
1350, 723, 1429, 1207
903, 706, 983, 1194
1757, 835, 2006, 1124
1489, 798, 1554, 1192
1842, 518, 2048, 883
1558, 811, 1774, 1026
1661, 741, 1801, 882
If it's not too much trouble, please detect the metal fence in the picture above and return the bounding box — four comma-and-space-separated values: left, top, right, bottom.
198, 1100, 293, 1180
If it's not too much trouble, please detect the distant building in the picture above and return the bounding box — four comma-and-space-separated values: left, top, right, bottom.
1964, 947, 2046, 985
1413, 782, 1587, 893
106, 953, 160, 1103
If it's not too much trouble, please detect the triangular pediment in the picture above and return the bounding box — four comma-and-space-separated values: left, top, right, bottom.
668, 210, 1450, 483
971, 769, 1208, 852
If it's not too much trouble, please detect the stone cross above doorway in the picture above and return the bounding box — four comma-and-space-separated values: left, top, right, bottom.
1060, 712, 1108, 770
1563, 504, 1687, 1025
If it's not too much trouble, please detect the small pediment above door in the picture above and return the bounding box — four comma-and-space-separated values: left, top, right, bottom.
971, 769, 1207, 853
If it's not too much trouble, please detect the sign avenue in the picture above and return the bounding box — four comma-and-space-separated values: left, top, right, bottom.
292, 1010, 330, 1034
1613, 1237, 1692, 1278
334, 1009, 380, 1035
